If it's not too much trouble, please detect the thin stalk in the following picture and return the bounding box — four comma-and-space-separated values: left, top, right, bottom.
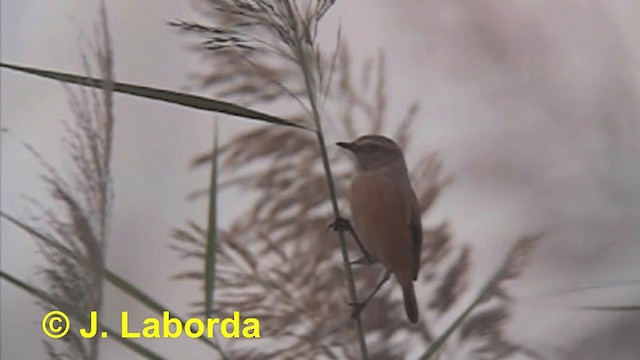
294, 40, 369, 359
204, 120, 219, 319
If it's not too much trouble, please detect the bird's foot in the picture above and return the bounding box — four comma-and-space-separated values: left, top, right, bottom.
329, 217, 375, 264
348, 301, 368, 319
328, 216, 353, 232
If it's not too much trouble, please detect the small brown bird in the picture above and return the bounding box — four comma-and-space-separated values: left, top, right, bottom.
337, 135, 422, 323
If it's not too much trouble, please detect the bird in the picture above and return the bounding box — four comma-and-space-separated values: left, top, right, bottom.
336, 134, 422, 324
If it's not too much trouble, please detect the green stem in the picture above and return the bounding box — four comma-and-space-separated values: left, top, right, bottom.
295, 41, 369, 359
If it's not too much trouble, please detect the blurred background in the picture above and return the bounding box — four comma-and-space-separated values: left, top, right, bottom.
2, 1, 639, 359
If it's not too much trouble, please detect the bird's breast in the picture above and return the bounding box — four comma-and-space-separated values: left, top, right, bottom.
349, 172, 413, 279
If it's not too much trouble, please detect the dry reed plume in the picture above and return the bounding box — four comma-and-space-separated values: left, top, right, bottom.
2, 4, 114, 359
171, 1, 544, 359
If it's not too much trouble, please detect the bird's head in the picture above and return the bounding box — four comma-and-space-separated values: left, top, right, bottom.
336, 135, 405, 171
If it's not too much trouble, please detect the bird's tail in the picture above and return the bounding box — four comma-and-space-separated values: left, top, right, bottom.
402, 282, 419, 324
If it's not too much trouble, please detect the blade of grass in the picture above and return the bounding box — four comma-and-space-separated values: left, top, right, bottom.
580, 305, 640, 311
204, 120, 219, 319
1, 212, 228, 359
0, 270, 166, 360
564, 279, 640, 293
0, 62, 311, 131
0, 212, 81, 262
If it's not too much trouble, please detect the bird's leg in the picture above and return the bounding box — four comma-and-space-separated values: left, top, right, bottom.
349, 269, 392, 319
328, 216, 374, 264
349, 255, 376, 266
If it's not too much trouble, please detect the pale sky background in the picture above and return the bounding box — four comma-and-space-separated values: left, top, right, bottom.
2, 1, 640, 359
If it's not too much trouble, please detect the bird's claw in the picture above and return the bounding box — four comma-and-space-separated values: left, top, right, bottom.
348, 301, 367, 319
328, 217, 353, 232
329, 217, 375, 262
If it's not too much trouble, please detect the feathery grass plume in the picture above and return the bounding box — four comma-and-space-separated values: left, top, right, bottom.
420, 235, 545, 360
8, 4, 113, 359
454, 235, 546, 360
172, 1, 543, 358
172, 53, 460, 358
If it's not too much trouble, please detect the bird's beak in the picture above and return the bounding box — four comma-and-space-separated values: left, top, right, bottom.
336, 141, 356, 152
